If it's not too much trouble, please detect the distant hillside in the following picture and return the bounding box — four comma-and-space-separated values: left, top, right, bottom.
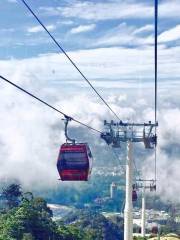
150, 234, 180, 240
59, 209, 124, 240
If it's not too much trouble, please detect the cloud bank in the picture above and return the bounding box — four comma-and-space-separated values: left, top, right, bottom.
0, 46, 179, 202
39, 0, 180, 21
27, 25, 56, 34
70, 24, 96, 34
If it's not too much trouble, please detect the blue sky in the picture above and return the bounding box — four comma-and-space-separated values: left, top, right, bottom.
1, 0, 180, 84
1, 0, 180, 59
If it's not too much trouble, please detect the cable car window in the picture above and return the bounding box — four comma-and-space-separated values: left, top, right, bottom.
62, 152, 87, 160
61, 152, 88, 168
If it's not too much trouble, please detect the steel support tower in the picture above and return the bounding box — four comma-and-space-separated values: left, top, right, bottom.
101, 120, 158, 240
141, 185, 146, 237
135, 179, 156, 237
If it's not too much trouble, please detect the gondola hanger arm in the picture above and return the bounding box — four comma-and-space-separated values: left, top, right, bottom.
63, 116, 76, 144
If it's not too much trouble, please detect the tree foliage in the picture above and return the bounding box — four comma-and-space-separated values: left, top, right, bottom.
2, 183, 22, 208
0, 186, 94, 240
60, 209, 123, 240
0, 197, 58, 239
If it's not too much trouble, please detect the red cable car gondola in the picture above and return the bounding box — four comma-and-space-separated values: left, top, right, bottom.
132, 184, 138, 201
57, 143, 92, 181
152, 226, 158, 234
57, 116, 93, 181
132, 190, 138, 202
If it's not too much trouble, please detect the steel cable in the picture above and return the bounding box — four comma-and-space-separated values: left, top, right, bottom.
0, 75, 102, 134
20, 0, 121, 121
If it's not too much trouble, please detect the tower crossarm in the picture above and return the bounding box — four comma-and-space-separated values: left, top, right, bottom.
101, 120, 158, 148
134, 179, 156, 192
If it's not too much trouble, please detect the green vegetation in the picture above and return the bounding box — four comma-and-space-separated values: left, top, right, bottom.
148, 234, 180, 240
0, 183, 94, 240
57, 225, 92, 240
160, 224, 180, 236
0, 183, 124, 239
2, 183, 22, 209
60, 209, 123, 240
1, 182, 178, 239
133, 237, 148, 240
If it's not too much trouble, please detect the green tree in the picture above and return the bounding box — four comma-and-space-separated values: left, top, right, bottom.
2, 183, 22, 209
0, 196, 58, 239
0, 187, 98, 240
57, 225, 94, 240
22, 233, 34, 240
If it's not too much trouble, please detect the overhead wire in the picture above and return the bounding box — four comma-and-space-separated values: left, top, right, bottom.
155, 0, 158, 125
132, 158, 140, 180
132, 1, 158, 185
0, 75, 102, 134
111, 148, 126, 174
154, 0, 158, 183
20, 0, 121, 122
2, 1, 158, 185
107, 146, 126, 215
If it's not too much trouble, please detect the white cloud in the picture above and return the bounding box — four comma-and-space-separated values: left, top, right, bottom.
142, 107, 180, 203
158, 25, 180, 43
142, 151, 180, 203
40, 1, 153, 20
93, 22, 134, 47
1, 0, 180, 202
39, 6, 60, 17
1, 45, 180, 84
133, 25, 154, 35
70, 24, 96, 34
1, 64, 180, 201
0, 74, 109, 189
0, 28, 15, 33
39, 0, 180, 21
0, 46, 180, 201
159, 0, 180, 19
58, 20, 74, 25
91, 23, 155, 48
7, 0, 17, 3
27, 24, 56, 33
